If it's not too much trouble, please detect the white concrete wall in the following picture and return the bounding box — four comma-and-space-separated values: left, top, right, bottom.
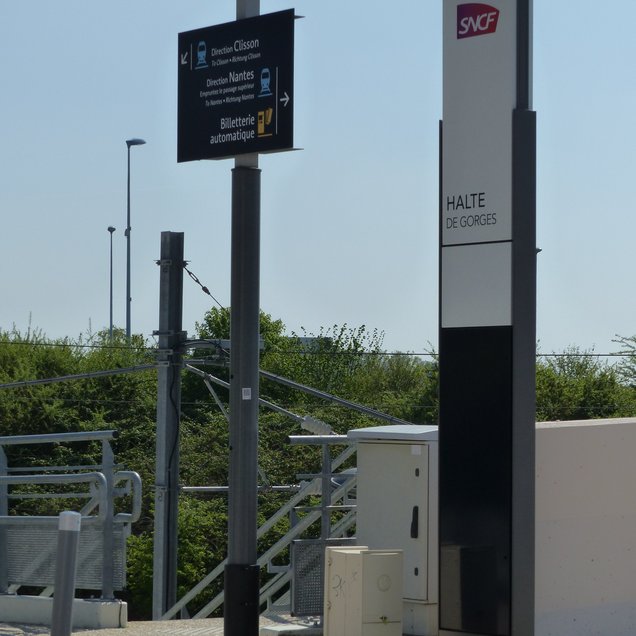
536, 418, 636, 636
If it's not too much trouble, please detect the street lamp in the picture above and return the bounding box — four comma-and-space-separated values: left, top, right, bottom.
108, 226, 116, 342
125, 138, 146, 341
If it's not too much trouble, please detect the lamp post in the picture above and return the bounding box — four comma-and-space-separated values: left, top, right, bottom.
107, 226, 116, 342
125, 138, 146, 342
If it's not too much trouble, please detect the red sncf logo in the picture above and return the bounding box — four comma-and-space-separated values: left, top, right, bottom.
457, 3, 500, 39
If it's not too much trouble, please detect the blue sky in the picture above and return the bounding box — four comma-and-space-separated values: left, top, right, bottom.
0, 1, 634, 356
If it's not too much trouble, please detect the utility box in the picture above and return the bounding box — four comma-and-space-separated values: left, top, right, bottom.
348, 425, 438, 636
352, 419, 636, 636
324, 546, 403, 636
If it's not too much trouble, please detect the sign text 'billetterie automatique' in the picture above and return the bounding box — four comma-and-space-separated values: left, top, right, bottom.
178, 10, 294, 161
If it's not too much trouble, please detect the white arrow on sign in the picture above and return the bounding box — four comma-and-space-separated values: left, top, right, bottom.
279, 92, 290, 107
180, 52, 189, 65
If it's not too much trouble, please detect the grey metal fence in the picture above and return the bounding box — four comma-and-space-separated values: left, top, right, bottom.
0, 430, 141, 599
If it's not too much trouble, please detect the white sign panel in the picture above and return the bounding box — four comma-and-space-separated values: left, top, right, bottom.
442, 1, 517, 246
441, 242, 512, 328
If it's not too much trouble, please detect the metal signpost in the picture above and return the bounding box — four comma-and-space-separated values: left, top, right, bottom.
178, 9, 294, 162
439, 2, 535, 635
175, 4, 295, 634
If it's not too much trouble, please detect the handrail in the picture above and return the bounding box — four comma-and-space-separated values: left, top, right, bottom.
161, 477, 323, 620
162, 442, 355, 620
113, 471, 143, 524
0, 429, 141, 600
288, 434, 349, 445
0, 472, 107, 524
0, 430, 117, 446
190, 475, 357, 619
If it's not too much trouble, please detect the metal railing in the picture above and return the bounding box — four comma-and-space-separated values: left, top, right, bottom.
162, 435, 357, 620
0, 430, 141, 599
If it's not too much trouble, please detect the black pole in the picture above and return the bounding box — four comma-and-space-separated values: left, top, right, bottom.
225, 7, 261, 635
224, 163, 261, 636
108, 226, 115, 342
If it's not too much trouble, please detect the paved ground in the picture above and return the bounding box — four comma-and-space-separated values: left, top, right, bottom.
0, 614, 322, 636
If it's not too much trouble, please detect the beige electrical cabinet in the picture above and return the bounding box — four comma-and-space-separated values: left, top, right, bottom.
324, 547, 403, 636
349, 425, 439, 636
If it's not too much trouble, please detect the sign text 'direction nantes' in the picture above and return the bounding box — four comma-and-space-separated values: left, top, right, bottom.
178, 10, 294, 162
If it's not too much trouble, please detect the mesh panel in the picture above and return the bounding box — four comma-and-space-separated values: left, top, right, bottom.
291, 538, 355, 617
6, 524, 126, 590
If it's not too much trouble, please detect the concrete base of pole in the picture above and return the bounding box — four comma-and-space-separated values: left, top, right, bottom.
224, 564, 260, 635
0, 595, 127, 629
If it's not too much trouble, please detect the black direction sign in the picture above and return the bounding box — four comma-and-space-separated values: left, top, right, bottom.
178, 10, 295, 162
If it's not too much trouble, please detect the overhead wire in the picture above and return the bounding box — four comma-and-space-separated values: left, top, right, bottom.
183, 263, 225, 310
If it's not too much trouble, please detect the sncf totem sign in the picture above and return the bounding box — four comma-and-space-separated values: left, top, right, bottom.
439, 2, 535, 636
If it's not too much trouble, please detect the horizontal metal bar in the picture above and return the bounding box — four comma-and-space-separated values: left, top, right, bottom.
181, 485, 301, 494
7, 464, 123, 473
0, 430, 117, 447
288, 435, 350, 446
296, 473, 355, 480
293, 504, 355, 512
0, 472, 107, 524
0, 472, 106, 486
183, 339, 231, 350
8, 492, 93, 500
184, 338, 263, 350
0, 515, 102, 526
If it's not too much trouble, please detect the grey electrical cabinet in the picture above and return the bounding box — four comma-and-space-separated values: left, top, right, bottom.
348, 425, 439, 636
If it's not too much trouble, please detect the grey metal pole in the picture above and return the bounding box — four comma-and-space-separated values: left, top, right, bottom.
108, 226, 115, 342
125, 138, 146, 342
51, 511, 82, 636
223, 4, 261, 632
224, 161, 261, 635
0, 446, 7, 594
125, 145, 131, 341
101, 440, 115, 599
152, 232, 185, 620
237, 0, 259, 20
511, 3, 536, 633
321, 443, 331, 539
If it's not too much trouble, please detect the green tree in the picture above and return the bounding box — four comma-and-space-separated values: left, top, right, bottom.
348, 352, 439, 424
613, 334, 636, 388
536, 346, 636, 421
